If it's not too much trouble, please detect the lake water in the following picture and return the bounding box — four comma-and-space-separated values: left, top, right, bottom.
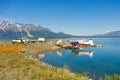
37, 38, 120, 79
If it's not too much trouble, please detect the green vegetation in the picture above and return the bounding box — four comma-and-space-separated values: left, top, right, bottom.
0, 52, 89, 80
0, 42, 27, 46
99, 74, 120, 80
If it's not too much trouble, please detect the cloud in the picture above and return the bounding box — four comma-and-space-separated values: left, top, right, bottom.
0, 16, 14, 22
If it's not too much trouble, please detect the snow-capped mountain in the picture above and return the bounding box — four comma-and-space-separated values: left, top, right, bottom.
0, 21, 71, 39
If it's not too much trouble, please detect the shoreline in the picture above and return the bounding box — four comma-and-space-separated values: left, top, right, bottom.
0, 41, 120, 80
0, 41, 90, 80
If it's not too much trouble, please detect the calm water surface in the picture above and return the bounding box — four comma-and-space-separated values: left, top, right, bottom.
36, 38, 120, 79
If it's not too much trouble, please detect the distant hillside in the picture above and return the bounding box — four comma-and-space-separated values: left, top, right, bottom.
104, 31, 120, 37
0, 21, 71, 39
92, 31, 120, 37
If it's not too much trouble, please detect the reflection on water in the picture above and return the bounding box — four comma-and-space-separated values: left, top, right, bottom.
56, 50, 62, 57
36, 49, 94, 60
72, 49, 94, 58
55, 49, 94, 58
35, 53, 45, 60
38, 53, 45, 59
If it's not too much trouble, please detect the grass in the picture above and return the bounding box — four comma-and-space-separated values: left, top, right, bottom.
0, 51, 89, 80
99, 74, 120, 80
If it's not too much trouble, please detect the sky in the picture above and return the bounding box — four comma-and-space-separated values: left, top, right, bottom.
0, 0, 120, 35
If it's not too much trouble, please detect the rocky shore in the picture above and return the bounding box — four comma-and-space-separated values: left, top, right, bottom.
23, 40, 72, 56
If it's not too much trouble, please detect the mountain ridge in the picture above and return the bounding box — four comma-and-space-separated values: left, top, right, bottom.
0, 21, 71, 39
93, 31, 120, 37
104, 31, 120, 36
